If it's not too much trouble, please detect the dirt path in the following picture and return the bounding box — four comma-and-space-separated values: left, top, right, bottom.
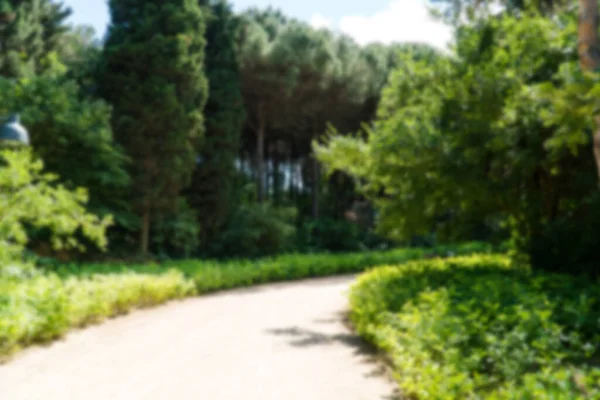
0, 275, 399, 400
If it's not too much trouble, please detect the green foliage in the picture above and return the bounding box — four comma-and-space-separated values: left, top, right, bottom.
0, 270, 193, 358
57, 25, 103, 94
83, 242, 490, 294
211, 201, 298, 258
1, 243, 487, 359
297, 218, 362, 253
151, 198, 200, 258
187, 0, 245, 245
0, 149, 111, 273
528, 193, 600, 276
0, 0, 71, 78
316, 10, 598, 270
349, 255, 600, 398
236, 9, 403, 213
0, 74, 131, 222
100, 0, 209, 253
295, 217, 394, 253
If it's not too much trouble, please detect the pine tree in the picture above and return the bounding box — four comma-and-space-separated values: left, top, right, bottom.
0, 0, 71, 78
100, 0, 209, 254
187, 0, 245, 246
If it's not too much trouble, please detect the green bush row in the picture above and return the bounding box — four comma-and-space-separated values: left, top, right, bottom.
1, 242, 489, 359
67, 242, 492, 293
349, 255, 600, 399
0, 271, 194, 359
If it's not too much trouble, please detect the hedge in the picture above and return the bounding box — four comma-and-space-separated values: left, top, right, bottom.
349, 255, 600, 399
0, 243, 489, 360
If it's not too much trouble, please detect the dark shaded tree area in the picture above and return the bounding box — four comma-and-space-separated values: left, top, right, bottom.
3, 0, 600, 268
185, 0, 245, 251
0, 0, 417, 259
99, 0, 209, 255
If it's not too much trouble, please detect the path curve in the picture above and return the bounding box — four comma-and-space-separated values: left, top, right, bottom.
0, 275, 398, 400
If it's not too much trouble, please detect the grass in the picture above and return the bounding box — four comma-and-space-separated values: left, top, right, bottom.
0, 242, 489, 360
349, 255, 600, 399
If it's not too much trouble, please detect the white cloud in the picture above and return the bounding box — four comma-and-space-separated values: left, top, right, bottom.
325, 0, 454, 50
310, 13, 333, 30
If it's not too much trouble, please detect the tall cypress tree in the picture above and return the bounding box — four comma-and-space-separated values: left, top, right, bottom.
100, 0, 208, 254
188, 0, 245, 247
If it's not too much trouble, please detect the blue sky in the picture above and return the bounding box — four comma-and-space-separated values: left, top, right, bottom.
62, 0, 452, 49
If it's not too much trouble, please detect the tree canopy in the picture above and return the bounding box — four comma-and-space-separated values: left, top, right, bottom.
100, 0, 209, 254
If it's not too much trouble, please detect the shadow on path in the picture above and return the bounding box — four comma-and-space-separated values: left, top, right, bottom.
265, 312, 405, 399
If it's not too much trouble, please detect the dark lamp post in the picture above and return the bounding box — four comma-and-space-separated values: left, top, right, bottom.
0, 114, 30, 146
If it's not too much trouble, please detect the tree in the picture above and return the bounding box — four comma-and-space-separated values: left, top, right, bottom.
100, 0, 209, 254
238, 15, 291, 202
57, 25, 103, 95
0, 74, 130, 224
269, 22, 340, 217
578, 0, 600, 183
187, 0, 245, 245
0, 0, 71, 78
316, 12, 598, 261
0, 149, 111, 271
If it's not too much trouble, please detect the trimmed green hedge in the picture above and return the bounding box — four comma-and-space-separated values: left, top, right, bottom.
179, 242, 490, 293
349, 255, 600, 399
57, 242, 491, 293
1, 243, 488, 359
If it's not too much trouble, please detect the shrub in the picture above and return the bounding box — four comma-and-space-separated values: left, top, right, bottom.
527, 193, 600, 277
151, 198, 200, 258
0, 270, 194, 359
157, 242, 491, 294
1, 242, 490, 360
207, 203, 298, 258
297, 218, 362, 252
349, 255, 600, 399
0, 149, 111, 271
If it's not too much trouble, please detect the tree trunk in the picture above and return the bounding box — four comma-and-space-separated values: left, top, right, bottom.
273, 144, 281, 205
312, 154, 320, 219
594, 116, 600, 182
289, 162, 296, 203
140, 206, 151, 255
286, 142, 294, 203
256, 124, 265, 202
311, 125, 321, 219
578, 0, 600, 183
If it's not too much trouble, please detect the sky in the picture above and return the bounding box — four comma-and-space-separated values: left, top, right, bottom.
62, 0, 453, 49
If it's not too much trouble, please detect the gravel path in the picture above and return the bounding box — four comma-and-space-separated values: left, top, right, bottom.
0, 275, 399, 400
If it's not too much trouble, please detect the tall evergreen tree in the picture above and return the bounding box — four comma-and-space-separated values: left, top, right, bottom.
0, 0, 71, 78
100, 0, 209, 254
187, 0, 245, 246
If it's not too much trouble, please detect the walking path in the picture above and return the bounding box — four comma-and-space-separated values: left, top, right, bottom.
0, 275, 399, 400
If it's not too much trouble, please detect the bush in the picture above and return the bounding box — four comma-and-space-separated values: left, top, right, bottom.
527, 193, 600, 277
1, 242, 489, 360
297, 218, 362, 252
114, 241, 491, 294
207, 203, 297, 258
0, 149, 111, 273
151, 198, 200, 258
349, 255, 600, 399
0, 270, 194, 359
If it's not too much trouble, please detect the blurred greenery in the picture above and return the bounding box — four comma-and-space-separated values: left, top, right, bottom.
0, 242, 487, 359
1, 1, 600, 397
350, 255, 600, 399
316, 5, 600, 275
